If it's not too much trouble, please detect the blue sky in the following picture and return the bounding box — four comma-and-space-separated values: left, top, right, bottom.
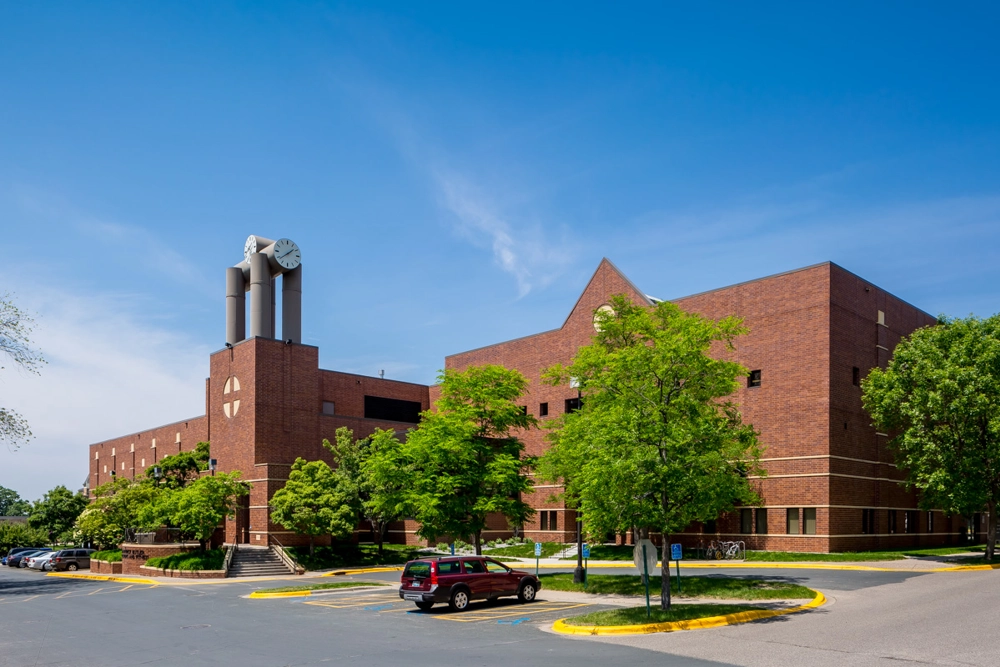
2, 2, 999, 499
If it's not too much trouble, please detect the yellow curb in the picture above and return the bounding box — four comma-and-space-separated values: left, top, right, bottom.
551, 590, 827, 636
321, 566, 404, 577
46, 572, 159, 585
249, 590, 313, 599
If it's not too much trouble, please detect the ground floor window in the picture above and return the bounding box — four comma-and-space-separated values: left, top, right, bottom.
888, 510, 898, 534
540, 510, 558, 531
787, 508, 800, 534
740, 508, 753, 534
803, 508, 817, 535
704, 519, 717, 533
927, 511, 934, 533
862, 508, 876, 534
905, 510, 918, 534
756, 508, 768, 534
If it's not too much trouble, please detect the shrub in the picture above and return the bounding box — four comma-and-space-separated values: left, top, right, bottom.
145, 549, 225, 571
91, 549, 122, 562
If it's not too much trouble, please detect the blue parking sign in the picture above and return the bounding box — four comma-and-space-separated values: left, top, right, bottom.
534, 542, 542, 557
670, 543, 683, 560
582, 544, 591, 559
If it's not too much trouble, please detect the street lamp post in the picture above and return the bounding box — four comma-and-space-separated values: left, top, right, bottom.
573, 510, 585, 584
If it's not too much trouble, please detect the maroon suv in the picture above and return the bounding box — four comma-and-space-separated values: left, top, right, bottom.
399, 556, 541, 611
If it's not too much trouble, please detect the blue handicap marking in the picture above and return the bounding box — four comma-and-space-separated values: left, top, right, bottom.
582, 543, 591, 559
364, 604, 394, 611
670, 543, 683, 561
534, 542, 542, 557
498, 617, 530, 625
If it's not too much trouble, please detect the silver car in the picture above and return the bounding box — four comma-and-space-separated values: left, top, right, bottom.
27, 552, 57, 571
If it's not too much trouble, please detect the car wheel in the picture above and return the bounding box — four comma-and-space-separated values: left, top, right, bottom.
449, 588, 470, 612
415, 601, 434, 611
67, 563, 78, 571
518, 582, 537, 603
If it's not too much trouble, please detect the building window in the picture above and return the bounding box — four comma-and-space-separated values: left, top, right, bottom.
887, 510, 898, 534
786, 508, 799, 534
927, 511, 934, 533
539, 402, 549, 417
520, 406, 528, 415
756, 508, 768, 535
540, 512, 547, 530
853, 367, 860, 386
565, 398, 583, 413
740, 509, 753, 534
862, 508, 876, 534
322, 401, 336, 416
364, 395, 422, 423
878, 310, 886, 326
549, 511, 557, 531
540, 510, 557, 531
803, 508, 817, 535
704, 519, 717, 534
905, 510, 918, 534
141, 458, 145, 468
748, 370, 762, 388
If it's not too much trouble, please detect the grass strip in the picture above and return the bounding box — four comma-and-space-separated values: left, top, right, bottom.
254, 581, 389, 594
562, 604, 765, 626
288, 544, 425, 571
485, 542, 565, 559
539, 573, 814, 600
561, 545, 985, 562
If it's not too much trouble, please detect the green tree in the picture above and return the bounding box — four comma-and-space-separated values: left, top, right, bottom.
145, 441, 210, 488
74, 478, 161, 547
539, 295, 763, 610
327, 427, 408, 554
863, 315, 1000, 560
269, 458, 356, 555
402, 365, 537, 555
28, 485, 90, 542
1, 293, 46, 450
159, 472, 250, 551
0, 485, 31, 516
0, 522, 49, 553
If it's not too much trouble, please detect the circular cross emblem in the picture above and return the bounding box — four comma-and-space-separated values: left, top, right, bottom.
223, 376, 241, 418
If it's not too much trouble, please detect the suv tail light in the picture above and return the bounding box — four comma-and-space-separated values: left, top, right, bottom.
429, 562, 438, 586
55, 557, 61, 562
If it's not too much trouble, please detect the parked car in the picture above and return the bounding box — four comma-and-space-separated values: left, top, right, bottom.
398, 555, 541, 611
27, 552, 58, 571
49, 548, 95, 572
11, 549, 51, 568
5, 547, 50, 567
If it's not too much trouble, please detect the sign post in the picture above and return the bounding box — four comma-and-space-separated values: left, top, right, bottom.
633, 539, 656, 619
582, 543, 591, 589
534, 542, 542, 577
671, 543, 683, 594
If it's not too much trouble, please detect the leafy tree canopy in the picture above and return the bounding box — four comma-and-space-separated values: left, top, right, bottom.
145, 441, 210, 488
0, 522, 49, 554
863, 315, 1000, 559
0, 485, 31, 516
401, 364, 537, 554
157, 472, 250, 551
539, 295, 763, 610
0, 293, 45, 450
270, 458, 356, 555
28, 485, 89, 542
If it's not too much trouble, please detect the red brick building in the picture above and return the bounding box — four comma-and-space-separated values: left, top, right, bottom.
88, 256, 965, 552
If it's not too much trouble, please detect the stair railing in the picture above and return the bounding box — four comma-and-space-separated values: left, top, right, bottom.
268, 534, 305, 575
223, 542, 238, 577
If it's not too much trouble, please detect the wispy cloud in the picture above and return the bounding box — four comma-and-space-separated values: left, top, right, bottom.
0, 280, 210, 500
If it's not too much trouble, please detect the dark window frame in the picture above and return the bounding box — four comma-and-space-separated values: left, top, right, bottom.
748, 370, 762, 388
565, 397, 583, 413
363, 395, 422, 424
740, 508, 753, 534
787, 508, 800, 535
852, 367, 861, 386
755, 508, 768, 535
539, 402, 549, 417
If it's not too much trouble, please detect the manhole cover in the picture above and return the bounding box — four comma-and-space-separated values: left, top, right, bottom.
181, 624, 211, 630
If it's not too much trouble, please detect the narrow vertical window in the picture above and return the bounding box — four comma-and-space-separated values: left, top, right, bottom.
520, 406, 528, 415
539, 402, 549, 417
755, 508, 768, 535
803, 508, 817, 535
927, 511, 934, 533
740, 509, 753, 534
550, 511, 557, 531
540, 512, 548, 531
748, 370, 762, 388
853, 367, 860, 386
887, 510, 897, 534
786, 508, 800, 534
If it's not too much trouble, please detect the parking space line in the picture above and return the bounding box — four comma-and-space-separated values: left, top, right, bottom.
86, 587, 105, 596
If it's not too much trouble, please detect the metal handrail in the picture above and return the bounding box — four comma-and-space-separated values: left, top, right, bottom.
223, 542, 237, 576
268, 534, 304, 575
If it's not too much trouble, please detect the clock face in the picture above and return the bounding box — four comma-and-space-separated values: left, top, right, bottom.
243, 235, 258, 263
273, 238, 301, 270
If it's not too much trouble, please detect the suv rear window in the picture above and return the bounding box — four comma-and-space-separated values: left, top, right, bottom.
403, 562, 431, 578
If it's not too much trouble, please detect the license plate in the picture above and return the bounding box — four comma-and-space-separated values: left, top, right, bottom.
403, 593, 422, 601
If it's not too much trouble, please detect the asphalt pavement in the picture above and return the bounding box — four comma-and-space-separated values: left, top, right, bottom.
0, 561, 992, 666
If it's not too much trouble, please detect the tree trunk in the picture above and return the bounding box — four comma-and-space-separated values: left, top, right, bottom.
987, 502, 997, 561
660, 534, 671, 611
309, 535, 315, 557
376, 522, 385, 555
473, 531, 482, 555
199, 538, 207, 552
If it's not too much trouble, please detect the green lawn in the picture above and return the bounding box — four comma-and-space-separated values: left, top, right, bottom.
287, 543, 425, 571
486, 541, 565, 558
562, 604, 766, 626
558, 544, 985, 563
145, 548, 225, 571
254, 581, 389, 594
539, 573, 815, 600
91, 549, 122, 562
560, 544, 634, 561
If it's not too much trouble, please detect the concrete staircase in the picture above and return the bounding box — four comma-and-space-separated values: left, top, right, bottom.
228, 545, 295, 577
